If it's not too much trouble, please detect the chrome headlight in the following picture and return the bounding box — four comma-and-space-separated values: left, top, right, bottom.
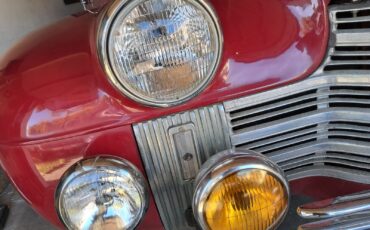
56, 157, 148, 230
98, 0, 222, 107
193, 150, 290, 230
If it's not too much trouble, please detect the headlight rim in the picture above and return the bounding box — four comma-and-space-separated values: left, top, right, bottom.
55, 156, 149, 230
192, 150, 290, 230
97, 0, 224, 107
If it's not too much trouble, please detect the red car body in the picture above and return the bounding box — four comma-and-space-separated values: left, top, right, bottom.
1, 0, 369, 229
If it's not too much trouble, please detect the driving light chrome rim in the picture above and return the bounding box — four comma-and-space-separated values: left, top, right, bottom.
193, 150, 290, 230
97, 0, 223, 107
55, 157, 149, 230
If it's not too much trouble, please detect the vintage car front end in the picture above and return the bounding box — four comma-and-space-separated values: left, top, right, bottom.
1, 0, 370, 229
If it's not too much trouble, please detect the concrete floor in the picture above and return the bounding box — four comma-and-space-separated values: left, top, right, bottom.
0, 0, 82, 55
0, 184, 56, 230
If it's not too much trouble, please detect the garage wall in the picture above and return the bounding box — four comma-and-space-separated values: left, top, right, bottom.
0, 0, 82, 55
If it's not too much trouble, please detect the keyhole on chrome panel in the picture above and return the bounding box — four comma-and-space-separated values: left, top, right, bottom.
183, 153, 193, 161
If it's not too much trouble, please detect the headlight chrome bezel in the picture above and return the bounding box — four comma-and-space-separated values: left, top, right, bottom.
97, 0, 223, 107
193, 150, 290, 230
55, 157, 149, 230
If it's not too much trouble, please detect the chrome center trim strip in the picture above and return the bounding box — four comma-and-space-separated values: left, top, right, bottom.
133, 105, 231, 230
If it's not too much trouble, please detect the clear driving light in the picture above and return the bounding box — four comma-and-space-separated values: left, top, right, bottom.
56, 157, 148, 230
99, 0, 222, 106
193, 150, 290, 230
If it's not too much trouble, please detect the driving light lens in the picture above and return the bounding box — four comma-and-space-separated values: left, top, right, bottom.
100, 0, 222, 106
56, 157, 148, 230
193, 150, 289, 230
205, 170, 288, 230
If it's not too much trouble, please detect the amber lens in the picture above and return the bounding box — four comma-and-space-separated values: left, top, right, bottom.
204, 169, 288, 230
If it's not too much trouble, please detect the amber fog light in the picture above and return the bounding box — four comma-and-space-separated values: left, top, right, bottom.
56, 157, 148, 230
193, 150, 289, 230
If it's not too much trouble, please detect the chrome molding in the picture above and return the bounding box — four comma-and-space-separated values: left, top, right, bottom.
297, 190, 370, 219
298, 191, 370, 230
133, 105, 231, 230
298, 212, 370, 230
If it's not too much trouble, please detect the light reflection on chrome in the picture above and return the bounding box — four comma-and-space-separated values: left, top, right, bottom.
298, 211, 370, 230
298, 190, 370, 219
56, 157, 148, 230
298, 190, 370, 230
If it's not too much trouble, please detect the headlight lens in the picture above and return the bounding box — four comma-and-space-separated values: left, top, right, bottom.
99, 0, 222, 106
193, 150, 289, 230
56, 157, 148, 230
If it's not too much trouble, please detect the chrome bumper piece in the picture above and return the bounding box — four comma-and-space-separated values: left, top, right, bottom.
298, 191, 370, 230
298, 191, 370, 219
299, 212, 370, 230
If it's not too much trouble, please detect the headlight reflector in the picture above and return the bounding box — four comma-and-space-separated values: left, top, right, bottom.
56, 157, 148, 230
99, 0, 222, 106
193, 150, 289, 230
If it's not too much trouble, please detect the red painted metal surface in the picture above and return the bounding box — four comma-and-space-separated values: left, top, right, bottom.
0, 0, 329, 144
0, 125, 163, 229
0, 0, 329, 228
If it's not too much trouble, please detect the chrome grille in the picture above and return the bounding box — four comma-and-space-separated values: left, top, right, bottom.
133, 1, 370, 229
225, 74, 370, 183
325, 1, 370, 71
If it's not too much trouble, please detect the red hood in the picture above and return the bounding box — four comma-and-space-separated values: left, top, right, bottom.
0, 0, 329, 144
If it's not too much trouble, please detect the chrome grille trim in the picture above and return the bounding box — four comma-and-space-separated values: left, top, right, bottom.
224, 73, 370, 184
325, 1, 370, 71
133, 105, 231, 230
332, 2, 370, 44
